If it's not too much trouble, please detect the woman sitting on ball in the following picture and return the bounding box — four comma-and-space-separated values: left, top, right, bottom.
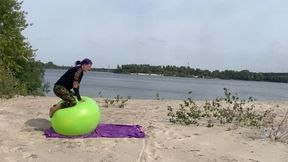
49, 58, 93, 118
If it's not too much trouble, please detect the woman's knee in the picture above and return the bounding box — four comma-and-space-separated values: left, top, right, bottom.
61, 100, 76, 108
62, 95, 77, 107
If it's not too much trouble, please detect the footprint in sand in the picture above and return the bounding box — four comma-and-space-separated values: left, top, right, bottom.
138, 139, 160, 162
20, 128, 34, 132
100, 154, 115, 162
137, 125, 162, 162
0, 109, 14, 116
11, 145, 29, 153
22, 152, 38, 159
0, 145, 10, 153
138, 123, 201, 162
85, 146, 101, 153
219, 156, 239, 162
154, 125, 195, 141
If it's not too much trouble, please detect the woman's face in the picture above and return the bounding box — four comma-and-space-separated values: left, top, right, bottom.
82, 64, 92, 72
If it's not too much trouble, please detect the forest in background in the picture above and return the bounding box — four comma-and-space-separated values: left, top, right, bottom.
44, 62, 288, 83
115, 64, 288, 83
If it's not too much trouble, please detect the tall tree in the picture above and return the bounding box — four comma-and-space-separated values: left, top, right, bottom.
0, 0, 46, 97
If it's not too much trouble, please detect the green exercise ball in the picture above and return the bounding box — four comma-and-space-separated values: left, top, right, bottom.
51, 96, 101, 136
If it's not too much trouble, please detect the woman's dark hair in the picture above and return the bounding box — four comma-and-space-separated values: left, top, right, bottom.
75, 58, 93, 66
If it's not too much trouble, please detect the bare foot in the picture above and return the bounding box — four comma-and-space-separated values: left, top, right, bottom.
49, 105, 61, 118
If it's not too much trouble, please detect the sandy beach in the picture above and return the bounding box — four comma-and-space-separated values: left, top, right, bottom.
0, 96, 287, 162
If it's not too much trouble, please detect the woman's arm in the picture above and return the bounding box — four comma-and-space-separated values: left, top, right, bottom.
73, 81, 81, 100
73, 68, 83, 100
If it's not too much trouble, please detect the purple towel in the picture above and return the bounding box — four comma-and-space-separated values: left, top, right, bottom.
44, 124, 145, 138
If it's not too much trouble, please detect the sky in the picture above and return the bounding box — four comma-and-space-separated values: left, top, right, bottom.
22, 0, 288, 72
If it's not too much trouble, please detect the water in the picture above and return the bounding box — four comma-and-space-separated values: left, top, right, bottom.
44, 69, 288, 101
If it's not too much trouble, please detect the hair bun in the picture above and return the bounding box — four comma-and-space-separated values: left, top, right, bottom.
75, 60, 81, 66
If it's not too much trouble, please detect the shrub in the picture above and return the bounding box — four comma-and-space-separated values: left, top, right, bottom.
168, 88, 274, 128
104, 95, 131, 108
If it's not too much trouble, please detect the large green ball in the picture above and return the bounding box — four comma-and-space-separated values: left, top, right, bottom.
51, 96, 101, 136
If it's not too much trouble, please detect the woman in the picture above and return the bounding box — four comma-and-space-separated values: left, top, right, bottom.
49, 58, 93, 117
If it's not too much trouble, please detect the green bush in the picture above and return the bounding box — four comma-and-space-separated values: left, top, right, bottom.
0, 69, 25, 98
15, 59, 48, 95
168, 88, 274, 128
104, 95, 131, 108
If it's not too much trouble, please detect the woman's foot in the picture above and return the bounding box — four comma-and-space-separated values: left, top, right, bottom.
49, 105, 61, 118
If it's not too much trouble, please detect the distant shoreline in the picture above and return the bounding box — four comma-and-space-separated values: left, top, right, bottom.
43, 62, 288, 83
45, 67, 288, 84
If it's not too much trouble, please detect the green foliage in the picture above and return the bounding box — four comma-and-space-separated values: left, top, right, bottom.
0, 68, 25, 98
104, 95, 131, 108
0, 0, 47, 97
115, 64, 288, 83
167, 88, 275, 128
0, 0, 32, 71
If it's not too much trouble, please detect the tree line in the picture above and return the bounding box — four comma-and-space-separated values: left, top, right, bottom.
115, 64, 288, 83
43, 61, 114, 72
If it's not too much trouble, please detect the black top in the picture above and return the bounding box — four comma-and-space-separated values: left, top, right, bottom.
55, 66, 83, 100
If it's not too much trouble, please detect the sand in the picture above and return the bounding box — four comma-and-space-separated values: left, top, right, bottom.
0, 96, 287, 162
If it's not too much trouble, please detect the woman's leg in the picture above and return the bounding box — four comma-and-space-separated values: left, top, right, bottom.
49, 104, 61, 118
49, 85, 77, 117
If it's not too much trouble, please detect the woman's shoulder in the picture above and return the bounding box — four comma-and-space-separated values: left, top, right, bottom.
64, 66, 80, 74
